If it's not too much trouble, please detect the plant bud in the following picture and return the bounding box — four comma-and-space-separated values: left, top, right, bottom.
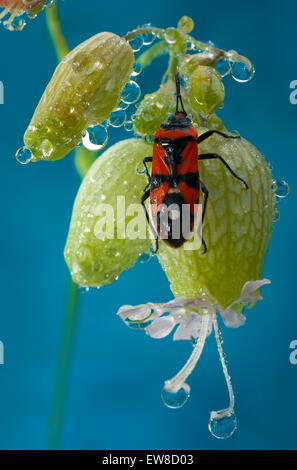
133, 82, 175, 137
189, 65, 225, 115
24, 32, 134, 161
64, 138, 153, 287
157, 129, 275, 309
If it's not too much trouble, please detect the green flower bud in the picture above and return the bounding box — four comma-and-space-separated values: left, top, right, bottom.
24, 32, 134, 161
133, 82, 175, 137
177, 16, 194, 34
64, 138, 153, 287
189, 65, 225, 115
156, 129, 275, 309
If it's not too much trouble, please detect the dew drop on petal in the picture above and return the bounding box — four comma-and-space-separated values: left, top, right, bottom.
231, 61, 255, 82
82, 124, 108, 151
121, 81, 141, 104
208, 409, 237, 439
109, 109, 127, 127
131, 62, 142, 77
215, 58, 232, 77
161, 383, 190, 409
15, 146, 32, 165
271, 180, 290, 198
126, 318, 153, 330
128, 35, 144, 52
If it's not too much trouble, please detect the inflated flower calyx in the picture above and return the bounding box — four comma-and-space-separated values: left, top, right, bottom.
133, 82, 175, 137
156, 128, 275, 309
64, 139, 152, 287
189, 66, 225, 115
24, 32, 134, 161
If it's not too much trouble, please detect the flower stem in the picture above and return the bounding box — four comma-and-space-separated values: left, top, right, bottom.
45, 1, 81, 450
48, 279, 80, 449
45, 1, 69, 61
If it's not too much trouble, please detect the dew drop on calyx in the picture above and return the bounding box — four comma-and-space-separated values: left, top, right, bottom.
161, 383, 190, 409
109, 109, 126, 127
121, 81, 141, 104
82, 124, 108, 151
271, 180, 290, 198
208, 409, 237, 439
128, 35, 144, 52
15, 146, 32, 165
231, 61, 255, 82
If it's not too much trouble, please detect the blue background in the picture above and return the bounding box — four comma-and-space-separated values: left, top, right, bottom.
0, 0, 296, 450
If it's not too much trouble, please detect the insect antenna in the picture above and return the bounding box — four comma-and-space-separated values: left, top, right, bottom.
175, 72, 187, 115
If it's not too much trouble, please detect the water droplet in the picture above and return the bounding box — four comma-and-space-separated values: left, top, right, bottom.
139, 252, 152, 263
273, 208, 280, 223
128, 35, 144, 52
271, 180, 290, 198
136, 161, 146, 174
231, 61, 255, 82
82, 124, 108, 151
186, 40, 195, 51
215, 58, 232, 77
208, 409, 237, 439
126, 318, 153, 330
164, 27, 179, 44
15, 146, 32, 165
109, 109, 126, 127
40, 139, 54, 158
79, 286, 90, 294
131, 62, 142, 77
4, 15, 26, 31
141, 25, 156, 45
121, 81, 141, 104
124, 120, 134, 132
161, 383, 190, 409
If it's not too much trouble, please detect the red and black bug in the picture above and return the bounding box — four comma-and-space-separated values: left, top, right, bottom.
141, 73, 248, 253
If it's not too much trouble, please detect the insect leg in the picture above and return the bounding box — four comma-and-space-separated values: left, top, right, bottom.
197, 129, 240, 144
199, 153, 249, 189
142, 156, 152, 191
141, 188, 159, 254
200, 179, 209, 254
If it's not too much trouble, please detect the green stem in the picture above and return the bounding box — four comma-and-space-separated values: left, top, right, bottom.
45, 2, 69, 61
45, 1, 81, 450
137, 40, 168, 70
48, 279, 80, 450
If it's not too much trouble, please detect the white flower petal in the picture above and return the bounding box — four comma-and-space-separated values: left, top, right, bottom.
220, 308, 246, 328
117, 304, 151, 321
240, 279, 271, 302
173, 316, 202, 341
145, 316, 176, 339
